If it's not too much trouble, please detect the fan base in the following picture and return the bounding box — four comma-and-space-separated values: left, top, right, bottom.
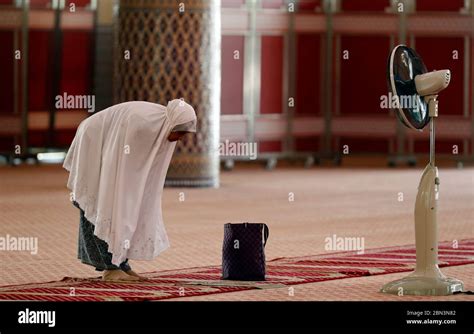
381, 273, 464, 296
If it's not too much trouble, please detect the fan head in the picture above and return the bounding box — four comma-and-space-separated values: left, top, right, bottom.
388, 45, 429, 130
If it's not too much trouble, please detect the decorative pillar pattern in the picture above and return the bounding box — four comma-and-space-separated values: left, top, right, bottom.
114, 0, 221, 187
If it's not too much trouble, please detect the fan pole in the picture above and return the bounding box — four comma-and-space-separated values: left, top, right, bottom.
429, 117, 435, 167
428, 96, 438, 167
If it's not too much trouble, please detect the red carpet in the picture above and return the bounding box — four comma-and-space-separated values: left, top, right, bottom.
1, 240, 472, 301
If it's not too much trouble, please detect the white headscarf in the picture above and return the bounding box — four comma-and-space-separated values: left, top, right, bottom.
63, 99, 197, 265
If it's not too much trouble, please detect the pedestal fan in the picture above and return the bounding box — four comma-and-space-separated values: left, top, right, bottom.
381, 45, 464, 296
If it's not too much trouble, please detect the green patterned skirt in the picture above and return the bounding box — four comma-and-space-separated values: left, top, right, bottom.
74, 202, 131, 272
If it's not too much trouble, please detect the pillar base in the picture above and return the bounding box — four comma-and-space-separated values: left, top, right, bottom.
165, 154, 219, 188
165, 178, 218, 188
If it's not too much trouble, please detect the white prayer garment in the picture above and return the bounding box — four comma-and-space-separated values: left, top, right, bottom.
63, 99, 197, 265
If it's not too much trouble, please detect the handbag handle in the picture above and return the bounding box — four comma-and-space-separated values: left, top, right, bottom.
242, 222, 269, 247
263, 224, 269, 247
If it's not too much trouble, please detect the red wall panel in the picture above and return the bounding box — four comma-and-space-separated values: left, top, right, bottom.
298, 0, 322, 12
339, 36, 391, 115
295, 34, 321, 115
65, 0, 91, 7
341, 0, 390, 12
259, 140, 282, 153
338, 137, 390, 154
260, 36, 283, 114
28, 0, 91, 8
221, 35, 244, 115
337, 36, 392, 154
60, 31, 92, 96
295, 137, 320, 152
414, 139, 465, 155
28, 31, 53, 111
0, 31, 14, 113
416, 0, 466, 12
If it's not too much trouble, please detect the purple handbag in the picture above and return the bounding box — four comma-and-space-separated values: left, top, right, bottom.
222, 222, 270, 281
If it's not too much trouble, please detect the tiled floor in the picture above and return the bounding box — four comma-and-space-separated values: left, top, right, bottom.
0, 163, 473, 300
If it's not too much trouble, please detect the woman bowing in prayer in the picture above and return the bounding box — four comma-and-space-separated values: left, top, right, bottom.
63, 99, 197, 282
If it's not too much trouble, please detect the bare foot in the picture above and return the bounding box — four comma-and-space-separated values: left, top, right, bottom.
102, 269, 140, 282
125, 270, 148, 281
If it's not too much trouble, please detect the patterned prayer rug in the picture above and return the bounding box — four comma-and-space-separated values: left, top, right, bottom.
0, 239, 472, 301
